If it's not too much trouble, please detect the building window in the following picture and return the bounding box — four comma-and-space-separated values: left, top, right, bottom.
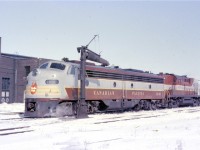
2, 78, 10, 90
25, 66, 31, 76
2, 78, 10, 103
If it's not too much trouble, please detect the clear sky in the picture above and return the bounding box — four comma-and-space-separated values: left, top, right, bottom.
0, 1, 200, 79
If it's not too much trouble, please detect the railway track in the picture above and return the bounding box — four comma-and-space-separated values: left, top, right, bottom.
0, 106, 200, 131
93, 107, 200, 124
0, 126, 33, 136
94, 114, 168, 124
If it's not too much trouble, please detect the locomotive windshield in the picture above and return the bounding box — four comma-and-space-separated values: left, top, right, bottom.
39, 62, 66, 70
40, 63, 48, 69
50, 63, 66, 70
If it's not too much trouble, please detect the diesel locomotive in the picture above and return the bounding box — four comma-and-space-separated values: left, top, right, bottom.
24, 60, 200, 117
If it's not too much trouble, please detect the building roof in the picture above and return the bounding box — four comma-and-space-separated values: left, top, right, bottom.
1, 53, 36, 59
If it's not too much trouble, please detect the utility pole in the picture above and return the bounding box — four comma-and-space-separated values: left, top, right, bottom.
76, 36, 109, 119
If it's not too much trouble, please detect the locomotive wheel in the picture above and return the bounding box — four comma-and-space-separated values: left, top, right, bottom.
168, 100, 178, 109
143, 101, 151, 110
168, 102, 172, 109
150, 102, 157, 110
193, 99, 199, 107
134, 104, 141, 111
88, 105, 95, 114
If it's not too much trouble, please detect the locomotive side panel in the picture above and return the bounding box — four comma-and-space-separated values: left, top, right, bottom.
84, 65, 165, 101
125, 81, 164, 100
66, 78, 165, 100
85, 78, 123, 100
163, 74, 197, 96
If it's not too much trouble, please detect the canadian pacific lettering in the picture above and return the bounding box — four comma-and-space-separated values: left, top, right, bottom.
94, 90, 115, 96
132, 91, 144, 96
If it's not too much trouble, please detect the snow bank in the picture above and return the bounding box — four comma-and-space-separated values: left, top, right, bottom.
0, 104, 200, 150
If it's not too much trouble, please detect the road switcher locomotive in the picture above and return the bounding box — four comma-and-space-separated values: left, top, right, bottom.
24, 60, 200, 117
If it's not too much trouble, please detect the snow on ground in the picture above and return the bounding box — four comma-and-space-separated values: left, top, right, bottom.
0, 103, 200, 150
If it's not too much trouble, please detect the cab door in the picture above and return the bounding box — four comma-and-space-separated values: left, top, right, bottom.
65, 65, 79, 100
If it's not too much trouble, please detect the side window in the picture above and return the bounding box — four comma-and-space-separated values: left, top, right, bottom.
113, 82, 117, 87
68, 66, 76, 75
70, 66, 76, 75
149, 84, 152, 89
131, 83, 134, 88
2, 78, 10, 90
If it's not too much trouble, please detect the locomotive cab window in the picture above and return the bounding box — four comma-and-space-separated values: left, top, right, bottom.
68, 66, 76, 75
50, 63, 66, 70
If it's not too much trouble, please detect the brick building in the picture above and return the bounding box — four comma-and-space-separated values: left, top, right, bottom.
0, 37, 50, 103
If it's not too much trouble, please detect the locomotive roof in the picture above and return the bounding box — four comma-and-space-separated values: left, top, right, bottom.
164, 73, 191, 79
45, 60, 163, 79
85, 63, 163, 79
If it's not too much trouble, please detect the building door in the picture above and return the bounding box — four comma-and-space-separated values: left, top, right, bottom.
1, 78, 10, 103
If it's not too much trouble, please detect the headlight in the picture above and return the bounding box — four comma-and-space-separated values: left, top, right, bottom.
45, 80, 59, 84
